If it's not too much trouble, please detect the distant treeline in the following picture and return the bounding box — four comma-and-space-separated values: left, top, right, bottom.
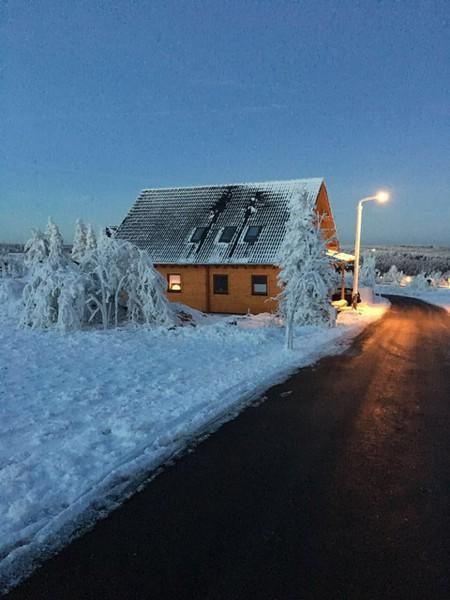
373, 248, 450, 275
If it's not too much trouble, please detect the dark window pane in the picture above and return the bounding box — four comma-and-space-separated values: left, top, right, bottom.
218, 226, 237, 243
190, 227, 207, 242
252, 275, 267, 296
244, 225, 262, 243
213, 274, 228, 294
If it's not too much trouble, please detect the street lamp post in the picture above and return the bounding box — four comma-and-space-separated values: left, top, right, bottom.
352, 191, 389, 308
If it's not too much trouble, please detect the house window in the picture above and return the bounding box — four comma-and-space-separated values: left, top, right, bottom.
213, 274, 229, 295
190, 227, 207, 243
168, 274, 182, 292
218, 227, 237, 243
252, 275, 268, 296
244, 225, 262, 243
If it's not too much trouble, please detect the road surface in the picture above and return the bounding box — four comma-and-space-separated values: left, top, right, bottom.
6, 296, 450, 599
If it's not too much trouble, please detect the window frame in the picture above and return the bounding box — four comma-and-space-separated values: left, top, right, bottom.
251, 274, 268, 296
213, 274, 229, 295
218, 226, 237, 243
244, 225, 262, 243
167, 273, 182, 293
190, 227, 208, 243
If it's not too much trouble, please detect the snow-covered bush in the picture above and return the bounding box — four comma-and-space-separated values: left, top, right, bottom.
126, 249, 174, 327
21, 261, 87, 331
360, 251, 377, 288
81, 233, 174, 329
277, 191, 337, 350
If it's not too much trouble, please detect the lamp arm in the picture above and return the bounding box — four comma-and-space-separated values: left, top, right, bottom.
359, 196, 377, 205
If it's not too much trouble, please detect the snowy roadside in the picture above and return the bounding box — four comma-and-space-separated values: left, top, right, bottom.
0, 295, 388, 591
376, 284, 450, 313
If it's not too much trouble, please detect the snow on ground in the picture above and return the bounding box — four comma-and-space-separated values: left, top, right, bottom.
376, 284, 450, 313
0, 290, 388, 591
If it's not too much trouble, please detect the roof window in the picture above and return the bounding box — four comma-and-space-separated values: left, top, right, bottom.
218, 226, 237, 243
244, 225, 262, 243
190, 227, 208, 243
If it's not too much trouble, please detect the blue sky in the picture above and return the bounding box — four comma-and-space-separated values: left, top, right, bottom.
1, 0, 449, 245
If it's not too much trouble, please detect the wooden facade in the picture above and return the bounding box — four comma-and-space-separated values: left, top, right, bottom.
157, 264, 280, 314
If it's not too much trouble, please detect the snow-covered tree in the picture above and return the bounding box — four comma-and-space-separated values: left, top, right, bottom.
85, 224, 97, 255
21, 221, 87, 331
360, 251, 377, 288
409, 272, 429, 291
383, 265, 403, 285
277, 191, 337, 350
71, 219, 87, 262
46, 218, 64, 263
20, 219, 174, 332
24, 228, 49, 267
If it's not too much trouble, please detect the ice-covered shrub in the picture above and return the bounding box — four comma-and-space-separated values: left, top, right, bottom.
21, 261, 87, 331
81, 233, 174, 329
126, 249, 174, 327
277, 190, 336, 350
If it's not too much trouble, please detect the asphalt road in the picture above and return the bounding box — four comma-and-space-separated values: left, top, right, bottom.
6, 296, 450, 600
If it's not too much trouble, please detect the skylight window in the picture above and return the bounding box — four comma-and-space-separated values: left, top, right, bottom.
190, 227, 207, 243
218, 226, 237, 243
243, 225, 262, 243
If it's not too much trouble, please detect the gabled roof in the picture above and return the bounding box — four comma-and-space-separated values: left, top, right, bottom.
116, 178, 327, 265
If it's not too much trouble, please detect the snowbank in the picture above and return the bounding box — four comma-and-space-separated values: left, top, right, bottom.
376, 284, 450, 313
0, 291, 388, 591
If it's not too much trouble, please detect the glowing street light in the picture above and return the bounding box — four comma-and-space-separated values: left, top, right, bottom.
352, 190, 390, 308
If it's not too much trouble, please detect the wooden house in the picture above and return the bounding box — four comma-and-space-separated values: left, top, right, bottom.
116, 178, 340, 314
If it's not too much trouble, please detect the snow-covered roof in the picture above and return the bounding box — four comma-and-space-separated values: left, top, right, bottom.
116, 178, 326, 265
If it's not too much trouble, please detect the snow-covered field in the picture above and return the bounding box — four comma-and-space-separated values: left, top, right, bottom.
0, 291, 388, 591
376, 284, 450, 313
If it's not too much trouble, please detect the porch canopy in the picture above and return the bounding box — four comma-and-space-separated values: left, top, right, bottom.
326, 249, 355, 263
